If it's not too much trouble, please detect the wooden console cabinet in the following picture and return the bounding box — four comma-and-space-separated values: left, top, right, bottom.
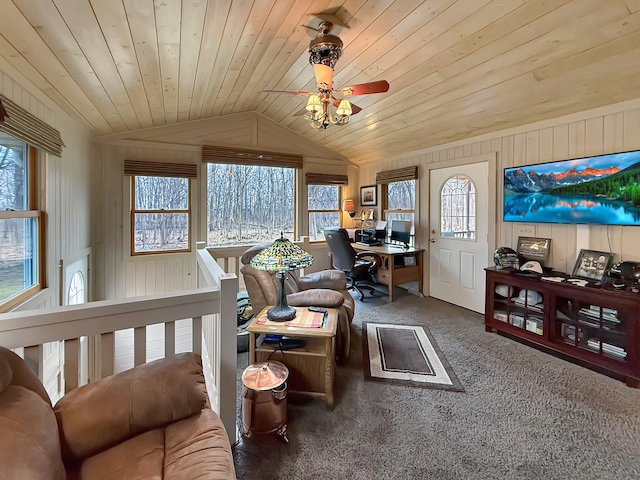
485, 267, 640, 387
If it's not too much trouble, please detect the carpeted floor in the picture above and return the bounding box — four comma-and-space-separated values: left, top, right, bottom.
232, 294, 640, 480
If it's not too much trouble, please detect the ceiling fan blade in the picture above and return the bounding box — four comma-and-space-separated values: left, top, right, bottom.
332, 98, 362, 115
313, 64, 333, 90
263, 89, 311, 96
337, 80, 389, 97
350, 102, 362, 115
293, 107, 308, 117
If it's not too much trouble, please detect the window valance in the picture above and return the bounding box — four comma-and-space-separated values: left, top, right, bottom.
375, 166, 418, 184
202, 145, 303, 169
124, 159, 197, 178
305, 172, 348, 185
0, 95, 65, 157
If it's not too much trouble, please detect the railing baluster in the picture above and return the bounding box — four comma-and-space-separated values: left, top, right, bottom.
64, 338, 80, 393
165, 321, 176, 356
100, 333, 114, 378
192, 316, 202, 355
134, 326, 146, 366
23, 345, 44, 382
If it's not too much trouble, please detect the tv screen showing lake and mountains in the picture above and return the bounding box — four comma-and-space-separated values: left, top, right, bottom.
503, 150, 640, 225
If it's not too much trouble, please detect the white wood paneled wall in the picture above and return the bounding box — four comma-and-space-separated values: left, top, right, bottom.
93, 113, 352, 303
0, 60, 94, 402
359, 101, 640, 276
92, 145, 199, 301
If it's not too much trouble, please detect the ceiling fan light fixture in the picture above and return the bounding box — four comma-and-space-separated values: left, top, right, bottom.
263, 19, 389, 131
306, 94, 322, 112
335, 99, 352, 116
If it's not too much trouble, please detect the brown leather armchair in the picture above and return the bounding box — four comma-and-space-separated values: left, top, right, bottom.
0, 347, 236, 480
240, 244, 355, 362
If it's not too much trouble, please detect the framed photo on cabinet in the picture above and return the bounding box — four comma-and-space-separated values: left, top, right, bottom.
516, 237, 551, 266
571, 249, 613, 281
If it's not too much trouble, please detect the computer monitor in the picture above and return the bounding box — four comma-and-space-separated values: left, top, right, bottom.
390, 220, 411, 248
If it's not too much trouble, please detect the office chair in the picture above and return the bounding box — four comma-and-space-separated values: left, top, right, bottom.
324, 228, 382, 301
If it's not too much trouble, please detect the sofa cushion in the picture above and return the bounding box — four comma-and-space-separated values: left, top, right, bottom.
55, 352, 208, 463
287, 289, 344, 308
71, 410, 235, 480
164, 409, 236, 479
76, 428, 165, 480
0, 346, 51, 403
0, 385, 66, 480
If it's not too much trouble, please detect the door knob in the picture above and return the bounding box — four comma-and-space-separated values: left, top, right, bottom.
430, 238, 436, 243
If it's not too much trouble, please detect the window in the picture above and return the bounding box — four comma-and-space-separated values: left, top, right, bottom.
67, 271, 85, 305
308, 184, 340, 242
0, 133, 42, 309
383, 179, 416, 245
206, 163, 295, 245
440, 175, 476, 239
131, 175, 191, 254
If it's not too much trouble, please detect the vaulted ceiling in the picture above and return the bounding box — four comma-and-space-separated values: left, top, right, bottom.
1, 0, 640, 164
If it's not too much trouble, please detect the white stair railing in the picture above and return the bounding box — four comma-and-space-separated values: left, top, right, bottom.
0, 244, 238, 443
196, 241, 238, 441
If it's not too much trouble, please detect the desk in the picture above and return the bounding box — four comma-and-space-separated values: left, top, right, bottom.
352, 243, 424, 302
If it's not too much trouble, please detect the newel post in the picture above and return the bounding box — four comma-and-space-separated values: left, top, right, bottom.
219, 272, 239, 443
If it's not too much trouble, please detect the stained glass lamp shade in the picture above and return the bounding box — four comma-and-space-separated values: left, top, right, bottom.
250, 234, 314, 321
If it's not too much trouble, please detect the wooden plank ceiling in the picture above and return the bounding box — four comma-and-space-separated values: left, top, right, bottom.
1, 0, 640, 164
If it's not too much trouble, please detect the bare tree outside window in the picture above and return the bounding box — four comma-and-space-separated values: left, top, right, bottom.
384, 179, 416, 245
132, 176, 190, 253
207, 164, 295, 245
308, 184, 340, 241
0, 133, 38, 306
441, 175, 476, 239
387, 180, 415, 210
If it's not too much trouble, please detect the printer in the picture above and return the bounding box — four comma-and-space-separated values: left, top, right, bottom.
355, 228, 385, 246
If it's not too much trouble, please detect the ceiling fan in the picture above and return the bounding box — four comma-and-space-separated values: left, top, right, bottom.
263, 21, 390, 129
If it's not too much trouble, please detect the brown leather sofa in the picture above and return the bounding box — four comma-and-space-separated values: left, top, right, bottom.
240, 243, 355, 362
0, 347, 236, 480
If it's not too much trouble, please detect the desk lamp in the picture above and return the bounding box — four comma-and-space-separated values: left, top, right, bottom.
342, 199, 356, 218
250, 233, 314, 321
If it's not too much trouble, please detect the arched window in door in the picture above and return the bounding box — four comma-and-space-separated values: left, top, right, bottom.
441, 175, 476, 239
67, 270, 85, 305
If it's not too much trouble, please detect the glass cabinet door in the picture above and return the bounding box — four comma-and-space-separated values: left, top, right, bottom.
492, 283, 544, 336
554, 296, 628, 362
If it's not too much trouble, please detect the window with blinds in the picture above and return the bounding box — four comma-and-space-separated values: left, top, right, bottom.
0, 133, 43, 311
206, 163, 296, 246
377, 166, 418, 246
124, 160, 195, 255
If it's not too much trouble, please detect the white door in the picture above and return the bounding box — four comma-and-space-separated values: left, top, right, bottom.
62, 254, 90, 389
429, 162, 488, 313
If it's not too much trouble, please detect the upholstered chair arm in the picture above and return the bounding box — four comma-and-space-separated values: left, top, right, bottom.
54, 353, 208, 464
297, 270, 347, 291
355, 251, 383, 271
287, 289, 345, 308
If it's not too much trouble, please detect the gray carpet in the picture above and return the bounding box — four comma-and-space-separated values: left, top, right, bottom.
232, 294, 640, 480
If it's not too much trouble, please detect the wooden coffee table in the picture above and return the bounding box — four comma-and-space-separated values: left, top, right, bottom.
248, 306, 338, 407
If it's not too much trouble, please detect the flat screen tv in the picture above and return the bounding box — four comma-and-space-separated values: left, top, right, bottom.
503, 149, 640, 225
